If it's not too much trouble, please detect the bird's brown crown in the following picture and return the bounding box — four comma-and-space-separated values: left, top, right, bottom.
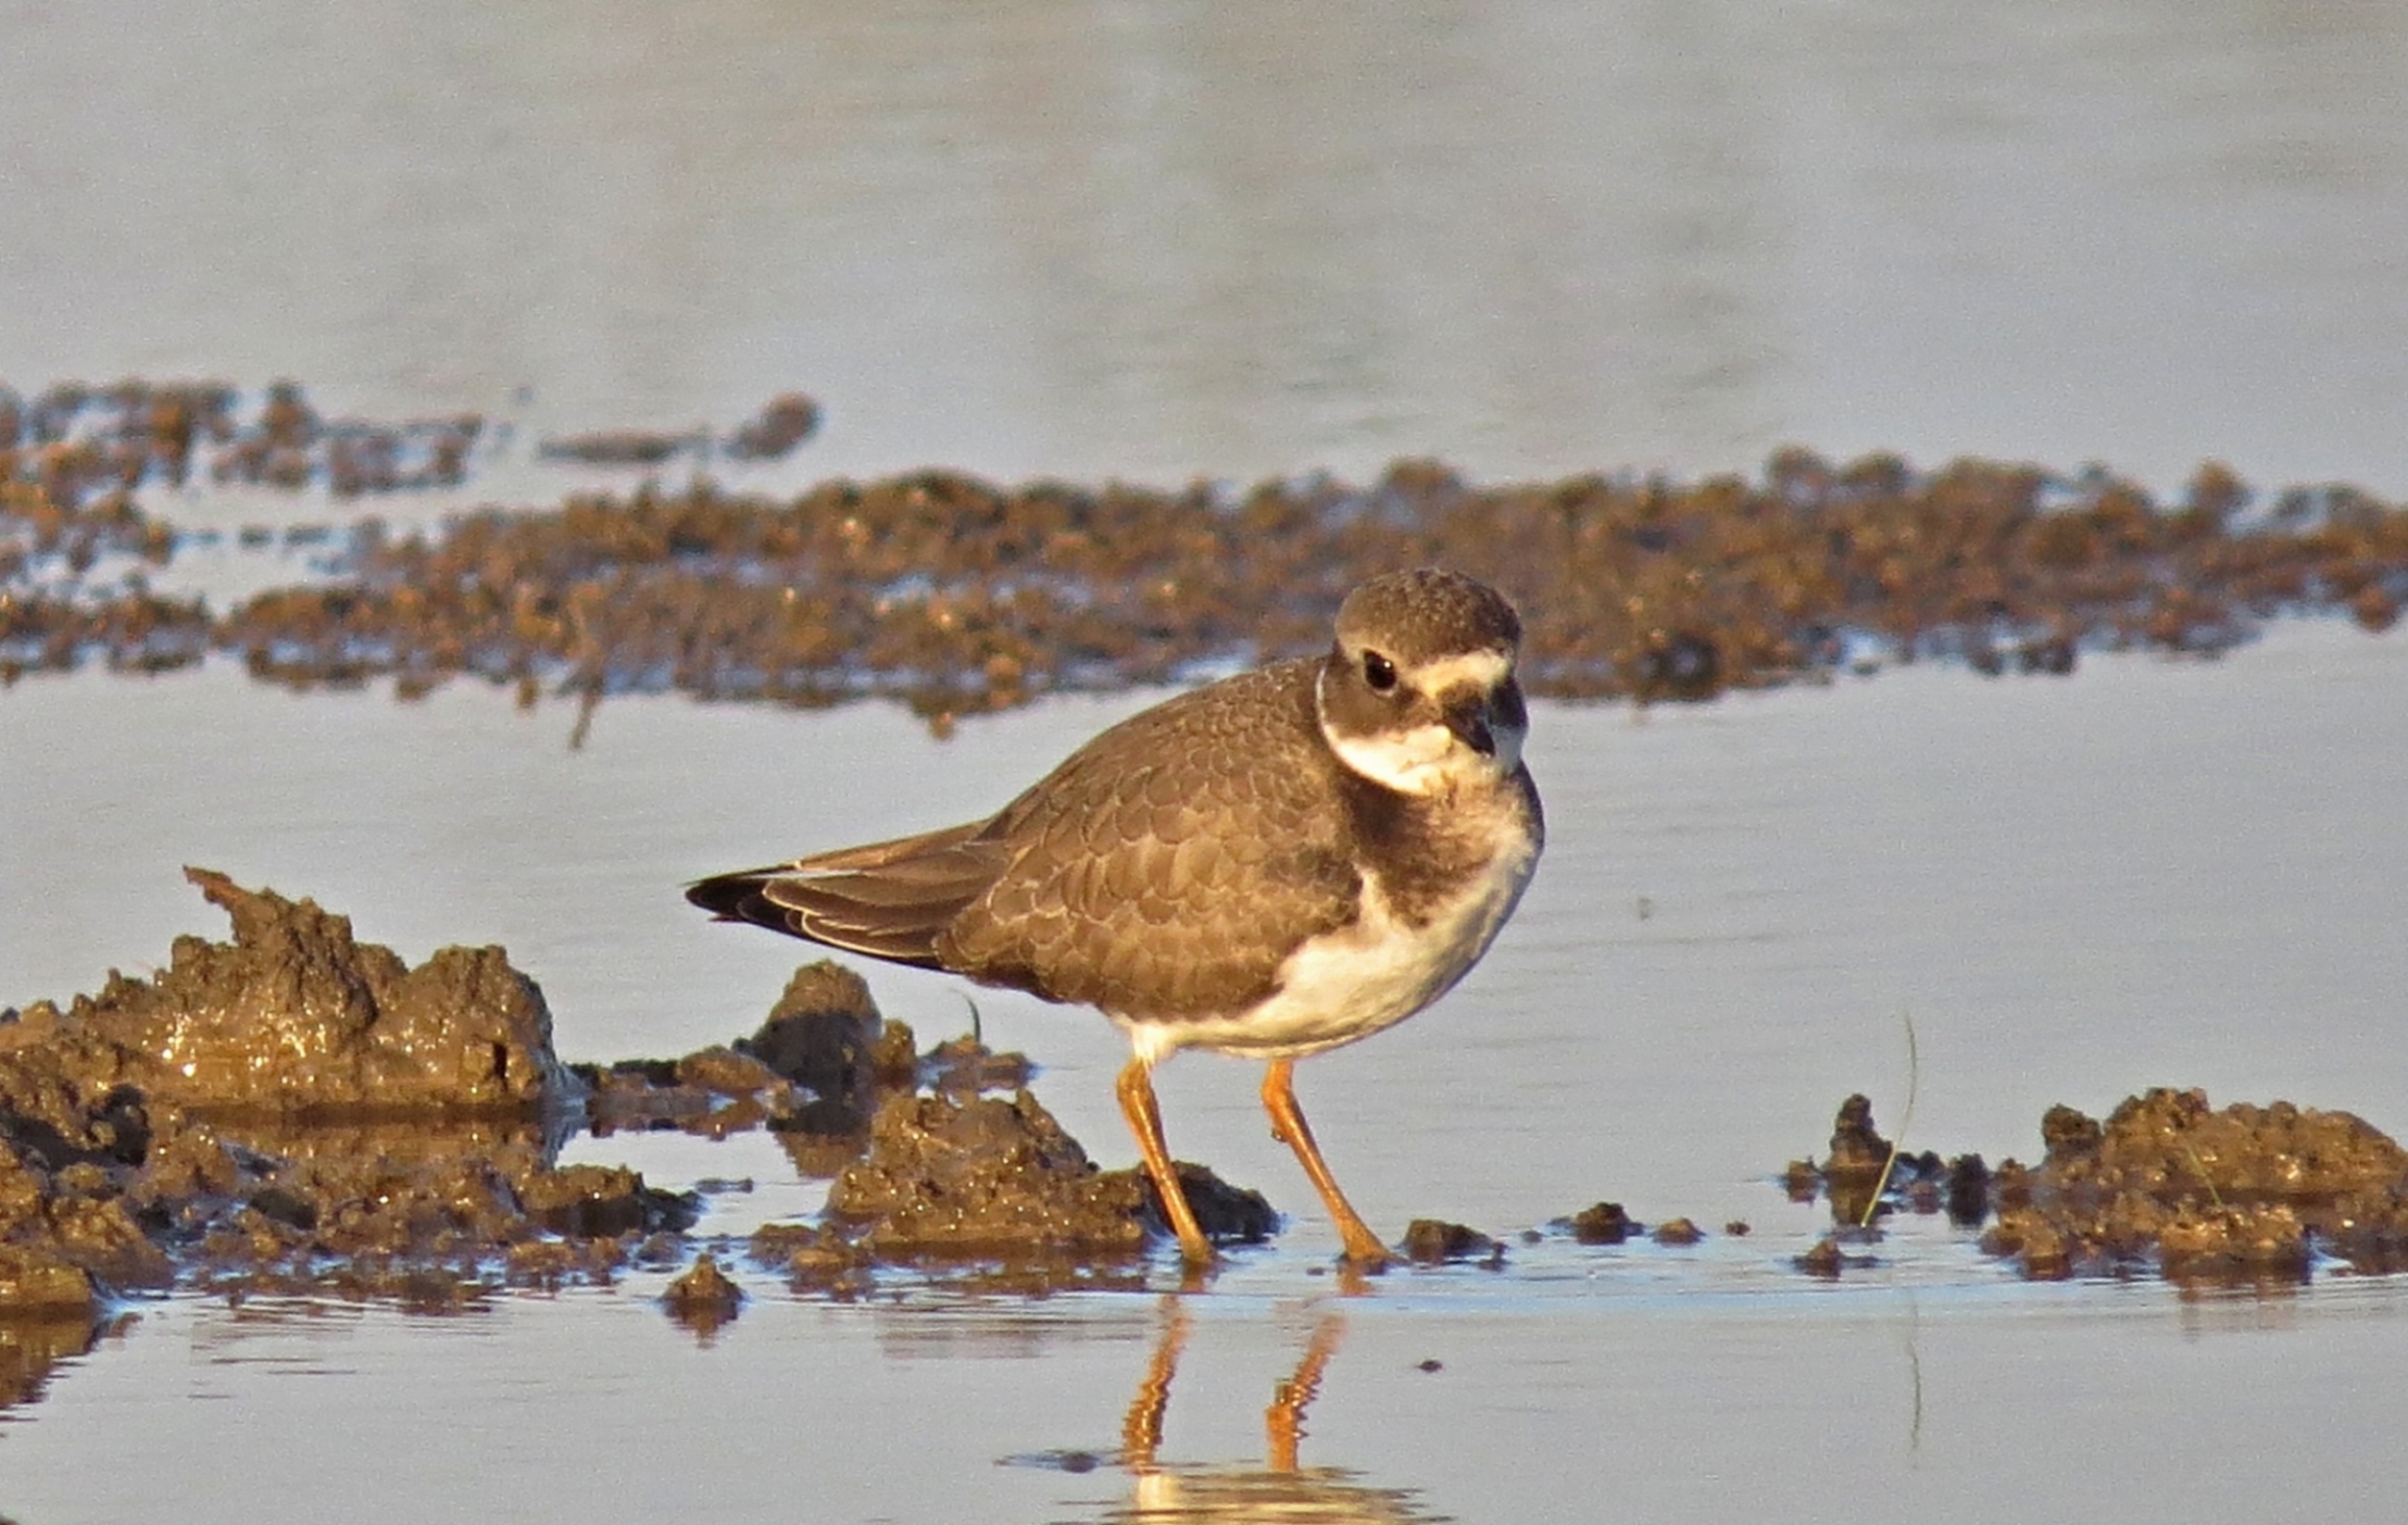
1333, 568, 1522, 666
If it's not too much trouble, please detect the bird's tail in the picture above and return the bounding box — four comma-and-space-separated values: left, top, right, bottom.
685, 820, 1005, 969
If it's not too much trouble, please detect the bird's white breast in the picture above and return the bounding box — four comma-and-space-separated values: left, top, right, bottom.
1124, 791, 1540, 1063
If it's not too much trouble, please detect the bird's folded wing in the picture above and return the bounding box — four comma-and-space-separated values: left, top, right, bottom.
686, 820, 1007, 966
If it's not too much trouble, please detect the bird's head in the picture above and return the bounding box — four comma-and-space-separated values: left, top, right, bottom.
1315, 569, 1529, 795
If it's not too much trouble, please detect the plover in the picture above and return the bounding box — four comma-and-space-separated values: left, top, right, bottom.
687, 568, 1543, 1266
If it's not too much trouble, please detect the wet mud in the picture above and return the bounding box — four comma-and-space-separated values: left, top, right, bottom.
0, 380, 821, 517
0, 869, 1277, 1397
1788, 1089, 2408, 1283
8, 384, 2408, 721
1399, 1219, 1505, 1267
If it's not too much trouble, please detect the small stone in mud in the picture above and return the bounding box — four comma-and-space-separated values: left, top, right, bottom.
1570, 1201, 1635, 1245
662, 1252, 746, 1331
1650, 1218, 1704, 1246
1793, 1234, 1877, 1279
1724, 1220, 1751, 1237
1401, 1219, 1496, 1264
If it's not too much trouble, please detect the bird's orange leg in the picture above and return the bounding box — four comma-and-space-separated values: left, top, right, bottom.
1261, 1059, 1393, 1268
1265, 1314, 1345, 1471
1121, 1298, 1191, 1470
1118, 1054, 1214, 1265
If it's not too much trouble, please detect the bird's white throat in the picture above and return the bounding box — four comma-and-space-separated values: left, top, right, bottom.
1316, 666, 1524, 794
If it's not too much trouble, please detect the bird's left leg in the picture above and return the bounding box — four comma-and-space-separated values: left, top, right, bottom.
1118, 1053, 1214, 1264
1260, 1058, 1393, 1268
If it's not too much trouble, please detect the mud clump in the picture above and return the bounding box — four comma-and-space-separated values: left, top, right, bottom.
736, 961, 889, 1118
4, 868, 576, 1119
1787, 1093, 1991, 1231
1981, 1088, 2408, 1282
817, 1089, 1268, 1261
661, 1252, 745, 1336
17, 418, 2408, 723
1788, 1089, 2408, 1283
1147, 1162, 1278, 1249
1400, 1219, 1501, 1266
1569, 1201, 1635, 1245
0, 871, 692, 1329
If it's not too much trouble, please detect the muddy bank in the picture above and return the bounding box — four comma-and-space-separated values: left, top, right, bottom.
0, 870, 679, 1321
8, 404, 2408, 719
0, 870, 1274, 1358
1787, 1089, 2408, 1282
0, 379, 822, 517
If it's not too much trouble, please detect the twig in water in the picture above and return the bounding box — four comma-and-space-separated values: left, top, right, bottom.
1860, 1009, 1921, 1229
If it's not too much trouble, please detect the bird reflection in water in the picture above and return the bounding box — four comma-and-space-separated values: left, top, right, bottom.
1087, 1298, 1446, 1525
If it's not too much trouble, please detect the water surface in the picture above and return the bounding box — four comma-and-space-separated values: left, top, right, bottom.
4, 1, 2404, 494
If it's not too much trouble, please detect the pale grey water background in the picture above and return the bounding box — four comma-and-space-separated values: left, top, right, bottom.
7, 1, 2408, 1519
5, 0, 2407, 496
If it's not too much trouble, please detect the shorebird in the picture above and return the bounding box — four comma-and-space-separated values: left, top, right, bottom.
687, 568, 1543, 1266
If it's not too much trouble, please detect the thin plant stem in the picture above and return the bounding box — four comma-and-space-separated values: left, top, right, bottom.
1860, 1009, 1920, 1229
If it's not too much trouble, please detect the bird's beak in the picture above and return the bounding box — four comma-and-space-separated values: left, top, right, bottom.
1443, 687, 1499, 757
1446, 676, 1527, 768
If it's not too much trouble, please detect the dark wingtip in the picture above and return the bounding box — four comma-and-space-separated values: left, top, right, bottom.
685, 869, 771, 921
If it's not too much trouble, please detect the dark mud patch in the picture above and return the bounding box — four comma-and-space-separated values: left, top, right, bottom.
740, 1090, 1273, 1294
661, 1251, 746, 1337
1787, 1088, 2408, 1283
1568, 1201, 1636, 1245
11, 408, 2408, 723
0, 872, 1277, 1400
1400, 1219, 1504, 1267
0, 379, 822, 522
538, 393, 820, 469
1784, 1092, 1995, 1232
4, 867, 578, 1119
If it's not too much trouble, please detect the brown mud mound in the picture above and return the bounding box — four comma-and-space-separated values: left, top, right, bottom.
1982, 1088, 2408, 1281
1787, 1089, 2408, 1282
12, 425, 2408, 719
1787, 1092, 1993, 1232
1400, 1219, 1502, 1267
0, 379, 820, 520
813, 1089, 1272, 1262
3, 868, 578, 1118
660, 1252, 745, 1338
0, 872, 693, 1331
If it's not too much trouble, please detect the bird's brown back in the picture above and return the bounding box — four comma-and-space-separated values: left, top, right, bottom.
937, 657, 1363, 1019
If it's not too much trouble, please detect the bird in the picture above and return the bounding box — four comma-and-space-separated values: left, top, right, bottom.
686, 568, 1543, 1267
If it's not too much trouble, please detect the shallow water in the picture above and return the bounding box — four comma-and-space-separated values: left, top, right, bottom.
8, 2, 2408, 1518
5, 621, 2407, 1521
5, 1, 2406, 498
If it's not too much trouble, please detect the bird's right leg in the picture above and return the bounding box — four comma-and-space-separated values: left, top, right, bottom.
1117, 1054, 1213, 1265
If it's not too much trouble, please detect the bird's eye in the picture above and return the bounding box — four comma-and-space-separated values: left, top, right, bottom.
1361, 651, 1398, 693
